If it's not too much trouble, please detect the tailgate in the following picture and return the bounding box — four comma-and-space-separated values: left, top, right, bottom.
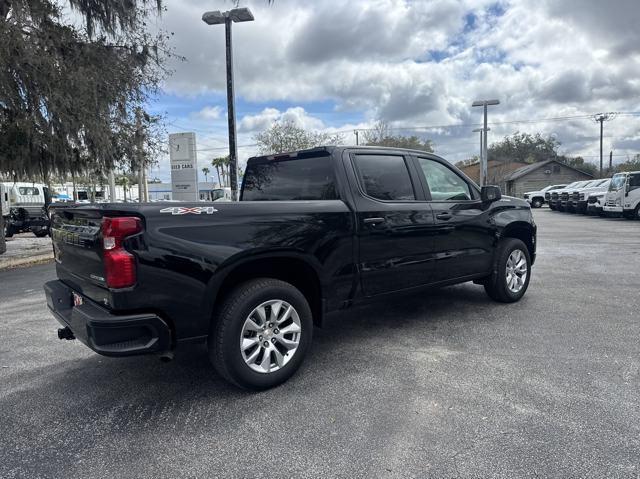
50, 207, 107, 291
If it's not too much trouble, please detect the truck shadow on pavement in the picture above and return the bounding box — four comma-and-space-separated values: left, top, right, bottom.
2, 282, 520, 450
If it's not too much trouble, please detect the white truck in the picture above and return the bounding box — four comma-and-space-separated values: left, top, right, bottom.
603, 171, 640, 219
1, 182, 51, 237
571, 179, 610, 214
523, 184, 567, 208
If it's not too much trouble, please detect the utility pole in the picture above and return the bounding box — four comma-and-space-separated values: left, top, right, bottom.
609, 150, 613, 172
354, 130, 359, 146
472, 99, 500, 186
593, 113, 616, 176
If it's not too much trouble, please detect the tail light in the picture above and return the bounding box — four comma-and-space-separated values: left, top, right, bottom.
102, 217, 142, 288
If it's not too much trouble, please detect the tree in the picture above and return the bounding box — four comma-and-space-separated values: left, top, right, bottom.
362, 120, 433, 152
255, 120, 343, 155
212, 156, 230, 187
616, 155, 640, 173
488, 132, 560, 164
0, 0, 171, 182
202, 167, 210, 183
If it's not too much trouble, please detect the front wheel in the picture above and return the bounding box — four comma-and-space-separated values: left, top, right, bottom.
532, 198, 543, 208
209, 278, 313, 390
484, 238, 531, 303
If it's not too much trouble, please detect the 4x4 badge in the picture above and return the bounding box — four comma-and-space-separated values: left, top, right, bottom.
160, 206, 218, 215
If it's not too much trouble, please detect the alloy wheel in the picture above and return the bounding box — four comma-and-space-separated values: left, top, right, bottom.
505, 249, 528, 293
240, 299, 302, 373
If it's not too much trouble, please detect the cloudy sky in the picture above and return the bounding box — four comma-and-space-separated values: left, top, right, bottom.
147, 0, 640, 182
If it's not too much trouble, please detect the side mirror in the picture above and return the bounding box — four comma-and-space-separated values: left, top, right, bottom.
625, 182, 631, 196
481, 185, 502, 203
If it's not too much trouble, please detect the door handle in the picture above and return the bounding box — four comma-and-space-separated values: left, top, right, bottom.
436, 212, 453, 220
363, 217, 385, 225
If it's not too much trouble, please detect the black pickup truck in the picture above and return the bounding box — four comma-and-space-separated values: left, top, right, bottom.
44, 146, 536, 390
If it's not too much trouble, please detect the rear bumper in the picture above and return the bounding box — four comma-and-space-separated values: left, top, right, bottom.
44, 280, 171, 357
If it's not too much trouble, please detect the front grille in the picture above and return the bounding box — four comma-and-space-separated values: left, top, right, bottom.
561, 192, 569, 201
587, 196, 597, 204
572, 192, 580, 200
524, 194, 529, 199
545, 193, 551, 200
579, 193, 585, 201
607, 200, 616, 206
551, 192, 559, 200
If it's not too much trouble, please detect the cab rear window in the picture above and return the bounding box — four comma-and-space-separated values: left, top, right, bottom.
242, 156, 337, 201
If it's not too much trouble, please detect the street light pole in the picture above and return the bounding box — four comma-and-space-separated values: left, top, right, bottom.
224, 15, 239, 201
472, 127, 490, 185
203, 7, 254, 201
472, 99, 500, 186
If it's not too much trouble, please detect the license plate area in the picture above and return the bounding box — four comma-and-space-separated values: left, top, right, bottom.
72, 292, 84, 307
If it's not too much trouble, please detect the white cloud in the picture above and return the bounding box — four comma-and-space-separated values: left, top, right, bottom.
239, 106, 325, 132
192, 105, 223, 120
152, 0, 640, 174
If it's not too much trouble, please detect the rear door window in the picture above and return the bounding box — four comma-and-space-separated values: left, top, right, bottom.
242, 156, 337, 201
352, 154, 416, 201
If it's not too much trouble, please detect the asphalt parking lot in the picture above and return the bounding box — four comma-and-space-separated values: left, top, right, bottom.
1, 209, 638, 478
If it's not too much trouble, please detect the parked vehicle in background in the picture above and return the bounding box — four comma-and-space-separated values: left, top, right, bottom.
211, 187, 232, 202
548, 181, 589, 211
572, 179, 610, 214
44, 146, 536, 390
524, 184, 566, 208
1, 182, 51, 237
604, 171, 640, 219
561, 180, 605, 212
586, 192, 607, 216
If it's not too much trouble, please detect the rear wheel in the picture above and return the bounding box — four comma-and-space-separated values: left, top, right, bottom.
209, 278, 313, 390
484, 238, 531, 303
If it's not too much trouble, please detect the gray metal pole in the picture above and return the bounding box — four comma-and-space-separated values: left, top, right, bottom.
599, 118, 604, 176
483, 103, 488, 186
479, 129, 483, 186
225, 16, 239, 202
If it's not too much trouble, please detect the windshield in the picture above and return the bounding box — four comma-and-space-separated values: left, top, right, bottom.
609, 174, 626, 191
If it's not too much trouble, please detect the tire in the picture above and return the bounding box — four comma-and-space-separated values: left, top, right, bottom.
208, 278, 313, 390
33, 229, 49, 238
484, 238, 531, 303
4, 221, 13, 238
532, 198, 543, 208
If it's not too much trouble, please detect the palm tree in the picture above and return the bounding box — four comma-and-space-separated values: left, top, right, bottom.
202, 167, 210, 183
212, 156, 229, 187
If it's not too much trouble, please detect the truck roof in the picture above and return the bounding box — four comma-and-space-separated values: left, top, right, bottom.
247, 145, 446, 165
